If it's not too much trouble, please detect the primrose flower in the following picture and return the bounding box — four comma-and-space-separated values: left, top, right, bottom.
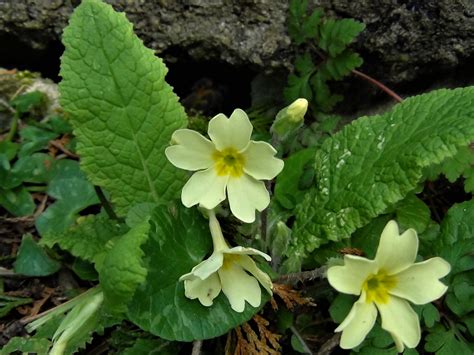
165, 109, 284, 223
179, 210, 273, 312
327, 220, 450, 352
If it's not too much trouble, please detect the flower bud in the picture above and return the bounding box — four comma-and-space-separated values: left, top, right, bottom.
271, 98, 308, 139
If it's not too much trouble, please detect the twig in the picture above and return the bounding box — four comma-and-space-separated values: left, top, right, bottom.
317, 333, 341, 355
94, 186, 119, 221
49, 140, 79, 159
351, 69, 403, 103
276, 266, 327, 284
34, 194, 48, 217
290, 326, 313, 355
191, 340, 203, 355
308, 43, 403, 103
0, 98, 15, 114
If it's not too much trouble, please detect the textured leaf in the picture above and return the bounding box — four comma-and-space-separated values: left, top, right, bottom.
284, 88, 474, 271
99, 220, 149, 314
14, 234, 61, 276
41, 213, 124, 263
128, 205, 269, 341
320, 51, 363, 80
284, 53, 315, 103
59, 0, 187, 216
319, 19, 365, 57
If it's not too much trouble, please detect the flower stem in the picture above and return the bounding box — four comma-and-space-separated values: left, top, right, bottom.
208, 209, 228, 251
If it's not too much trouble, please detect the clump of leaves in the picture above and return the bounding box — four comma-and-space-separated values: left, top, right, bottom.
285, 0, 365, 116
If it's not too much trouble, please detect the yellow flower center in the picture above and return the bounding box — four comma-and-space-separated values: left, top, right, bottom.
212, 148, 245, 177
362, 270, 397, 304
222, 254, 240, 270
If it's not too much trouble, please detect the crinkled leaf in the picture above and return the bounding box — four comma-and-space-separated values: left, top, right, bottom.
275, 147, 316, 209
125, 202, 158, 228
285, 88, 474, 271
395, 193, 431, 234
319, 18, 365, 57
59, 0, 187, 216
35, 160, 99, 236
14, 234, 61, 276
0, 337, 50, 355
99, 220, 149, 314
41, 213, 124, 263
0, 186, 35, 216
284, 53, 315, 103
128, 205, 269, 341
320, 51, 363, 81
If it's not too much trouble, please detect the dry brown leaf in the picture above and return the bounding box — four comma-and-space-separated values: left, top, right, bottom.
272, 283, 315, 310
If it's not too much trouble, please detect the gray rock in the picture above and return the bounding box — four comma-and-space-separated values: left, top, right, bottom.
0, 0, 473, 84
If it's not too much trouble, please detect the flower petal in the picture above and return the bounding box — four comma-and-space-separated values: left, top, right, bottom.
375, 221, 418, 274
219, 262, 261, 312
165, 129, 215, 171
208, 109, 252, 151
236, 254, 273, 295
389, 257, 451, 304
327, 255, 378, 296
181, 167, 228, 209
376, 296, 421, 351
335, 294, 377, 349
179, 252, 224, 281
225, 246, 272, 261
227, 174, 270, 223
183, 272, 221, 307
242, 141, 284, 180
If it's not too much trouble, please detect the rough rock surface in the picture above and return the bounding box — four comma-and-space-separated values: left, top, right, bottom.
0, 0, 474, 84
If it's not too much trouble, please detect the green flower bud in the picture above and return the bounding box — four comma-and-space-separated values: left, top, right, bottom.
271, 98, 308, 139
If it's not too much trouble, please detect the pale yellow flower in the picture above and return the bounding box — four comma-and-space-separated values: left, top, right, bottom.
165, 109, 284, 223
179, 210, 273, 312
327, 220, 450, 352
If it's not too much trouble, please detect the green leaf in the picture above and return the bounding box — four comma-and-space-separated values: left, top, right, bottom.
437, 199, 474, 275
284, 53, 315, 103
395, 193, 431, 234
351, 215, 392, 259
99, 220, 149, 314
0, 337, 50, 355
274, 147, 316, 209
128, 205, 269, 341
329, 294, 355, 323
425, 325, 472, 355
122, 338, 178, 355
310, 72, 343, 112
41, 213, 124, 263
290, 334, 307, 353
0, 186, 35, 216
35, 160, 99, 236
0, 295, 32, 317
284, 87, 474, 271
10, 91, 45, 114
59, 0, 187, 216
425, 145, 474, 193
421, 303, 440, 328
319, 18, 365, 57
288, 0, 322, 44
320, 51, 363, 80
18, 126, 58, 158
0, 141, 18, 161
11, 153, 56, 184
14, 234, 61, 276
